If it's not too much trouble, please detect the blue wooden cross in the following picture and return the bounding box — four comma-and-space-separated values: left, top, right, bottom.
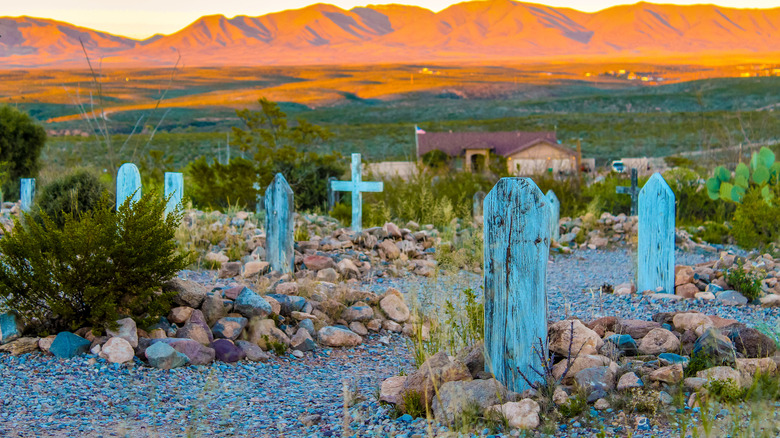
20, 178, 35, 212
164, 172, 183, 216
616, 168, 639, 216
330, 153, 383, 232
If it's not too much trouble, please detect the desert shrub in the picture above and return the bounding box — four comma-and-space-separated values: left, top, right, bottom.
0, 105, 46, 199
32, 169, 107, 228
443, 288, 484, 352
401, 390, 426, 419
664, 167, 735, 225
691, 221, 731, 245
725, 260, 764, 301
421, 149, 451, 169
731, 190, 780, 249
707, 378, 746, 403
186, 157, 259, 210
0, 192, 190, 333
664, 155, 696, 169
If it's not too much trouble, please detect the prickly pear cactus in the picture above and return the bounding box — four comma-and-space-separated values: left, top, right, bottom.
706, 147, 778, 204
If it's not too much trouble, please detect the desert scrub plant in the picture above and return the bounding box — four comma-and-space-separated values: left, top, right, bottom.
0, 191, 191, 333
731, 190, 780, 249
725, 260, 764, 301
32, 169, 107, 228
707, 378, 746, 403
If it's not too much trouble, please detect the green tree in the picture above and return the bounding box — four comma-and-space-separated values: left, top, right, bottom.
0, 105, 46, 199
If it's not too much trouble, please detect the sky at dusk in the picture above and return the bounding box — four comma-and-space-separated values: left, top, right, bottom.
4, 0, 780, 39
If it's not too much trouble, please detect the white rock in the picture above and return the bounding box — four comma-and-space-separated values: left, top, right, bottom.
489, 399, 540, 430
99, 337, 134, 363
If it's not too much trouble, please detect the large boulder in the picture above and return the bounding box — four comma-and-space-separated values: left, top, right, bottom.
697, 366, 743, 387
212, 339, 245, 363
721, 325, 777, 358
168, 307, 194, 325
401, 352, 472, 410
575, 366, 617, 392
188, 310, 214, 343
145, 342, 189, 369
99, 337, 135, 363
50, 332, 91, 359
672, 313, 713, 334
432, 378, 510, 422
549, 320, 604, 357
165, 278, 208, 308
552, 354, 612, 384
318, 326, 362, 348
153, 339, 215, 365
638, 328, 681, 355
106, 318, 138, 348
0, 312, 23, 345
488, 399, 540, 430
380, 294, 410, 323
212, 317, 248, 341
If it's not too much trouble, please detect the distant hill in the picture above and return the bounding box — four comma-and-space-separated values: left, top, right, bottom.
1, 1, 779, 67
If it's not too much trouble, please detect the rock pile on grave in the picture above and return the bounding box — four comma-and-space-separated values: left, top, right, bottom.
0, 279, 415, 369
556, 212, 710, 252
619, 252, 780, 305
380, 311, 779, 432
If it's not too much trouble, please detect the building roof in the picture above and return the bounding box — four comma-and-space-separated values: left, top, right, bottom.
417, 131, 571, 158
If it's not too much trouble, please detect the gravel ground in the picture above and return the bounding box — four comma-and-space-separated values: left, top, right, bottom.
1, 248, 778, 438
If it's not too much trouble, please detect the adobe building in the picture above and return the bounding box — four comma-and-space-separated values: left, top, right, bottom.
416, 130, 581, 175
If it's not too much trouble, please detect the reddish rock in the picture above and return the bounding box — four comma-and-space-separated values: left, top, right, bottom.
303, 255, 335, 271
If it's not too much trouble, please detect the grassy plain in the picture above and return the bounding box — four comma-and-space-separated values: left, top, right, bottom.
0, 62, 778, 169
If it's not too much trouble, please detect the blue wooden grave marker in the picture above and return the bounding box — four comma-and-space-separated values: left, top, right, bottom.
637, 173, 675, 294
264, 173, 294, 274
20, 178, 35, 212
164, 172, 183, 215
484, 178, 550, 393
330, 153, 383, 232
546, 190, 560, 241
116, 163, 142, 209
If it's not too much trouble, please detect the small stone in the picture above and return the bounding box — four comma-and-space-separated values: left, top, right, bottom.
594, 398, 610, 410
275, 282, 299, 295
489, 399, 540, 430
175, 323, 211, 346
234, 287, 272, 319
0, 337, 39, 355
211, 317, 248, 341
614, 319, 661, 339
201, 295, 234, 326
243, 261, 269, 278
675, 283, 699, 299
99, 337, 134, 363
366, 319, 382, 332
716, 290, 749, 306
165, 278, 208, 308
153, 339, 215, 365
673, 313, 713, 333
145, 341, 189, 369
303, 255, 335, 271
106, 318, 138, 348
291, 329, 317, 352
616, 372, 643, 390
212, 339, 245, 363
38, 335, 56, 354
383, 320, 402, 332
648, 364, 683, 384
349, 321, 368, 336
317, 326, 362, 347
316, 268, 339, 282
549, 320, 603, 356
292, 349, 304, 358
638, 328, 680, 355
342, 303, 374, 322
149, 328, 167, 339
50, 332, 91, 359
380, 376, 407, 404
235, 340, 270, 362
218, 261, 242, 278
380, 294, 411, 323
760, 294, 780, 307
168, 307, 194, 324
553, 387, 569, 406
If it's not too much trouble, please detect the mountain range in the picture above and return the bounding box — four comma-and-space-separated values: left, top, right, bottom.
1, 1, 779, 68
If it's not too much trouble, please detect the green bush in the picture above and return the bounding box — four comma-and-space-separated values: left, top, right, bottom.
33, 170, 107, 228
725, 260, 764, 301
0, 105, 46, 199
0, 192, 190, 334
186, 157, 259, 210
731, 190, 780, 248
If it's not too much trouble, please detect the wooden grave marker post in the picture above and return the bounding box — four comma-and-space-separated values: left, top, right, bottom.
20, 178, 35, 212
484, 177, 551, 393
164, 172, 184, 216
616, 168, 639, 216
116, 163, 142, 209
546, 190, 560, 241
253, 182, 263, 215
472, 190, 486, 225
264, 173, 294, 274
326, 176, 339, 212
330, 153, 383, 232
637, 173, 675, 294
